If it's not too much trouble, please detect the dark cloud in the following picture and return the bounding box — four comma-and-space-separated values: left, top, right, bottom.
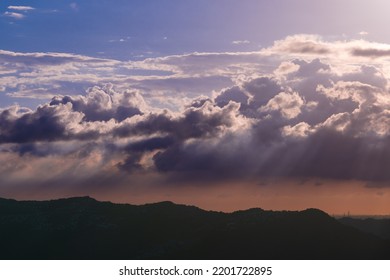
0, 105, 67, 143
0, 85, 147, 144
139, 60, 390, 183
125, 136, 175, 153
149, 124, 390, 183
351, 48, 390, 58
118, 136, 175, 174
152, 133, 255, 182
114, 100, 241, 141
215, 86, 249, 108
215, 77, 285, 119
115, 100, 244, 174
256, 129, 390, 181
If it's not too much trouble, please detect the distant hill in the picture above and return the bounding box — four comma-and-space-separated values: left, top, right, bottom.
339, 217, 390, 240
0, 197, 389, 260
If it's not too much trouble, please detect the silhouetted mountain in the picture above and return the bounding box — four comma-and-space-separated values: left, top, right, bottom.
339, 217, 390, 240
0, 197, 389, 259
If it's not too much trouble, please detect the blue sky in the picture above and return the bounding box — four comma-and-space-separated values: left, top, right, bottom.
2, 0, 389, 60
1, 1, 390, 213
1, 0, 268, 58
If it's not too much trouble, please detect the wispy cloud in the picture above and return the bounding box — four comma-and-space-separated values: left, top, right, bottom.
70, 3, 79, 12
108, 37, 131, 43
3, 5, 35, 20
7, 6, 35, 11
232, 40, 250, 45
3, 11, 25, 19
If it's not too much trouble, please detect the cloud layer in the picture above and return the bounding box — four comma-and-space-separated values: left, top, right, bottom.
3, 5, 35, 19
1, 35, 390, 192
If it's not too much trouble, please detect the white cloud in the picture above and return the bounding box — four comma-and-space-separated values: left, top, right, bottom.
7, 6, 35, 11
260, 91, 304, 119
3, 11, 24, 19
264, 34, 390, 63
282, 122, 312, 138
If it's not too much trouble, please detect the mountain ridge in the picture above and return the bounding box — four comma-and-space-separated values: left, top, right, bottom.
0, 196, 388, 260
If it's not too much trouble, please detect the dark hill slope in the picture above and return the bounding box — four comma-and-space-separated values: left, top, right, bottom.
0, 197, 388, 259
339, 217, 390, 240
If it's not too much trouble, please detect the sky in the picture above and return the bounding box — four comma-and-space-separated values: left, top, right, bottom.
1, 1, 390, 214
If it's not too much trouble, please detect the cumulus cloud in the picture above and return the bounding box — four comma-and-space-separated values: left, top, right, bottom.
2, 34, 390, 191
50, 84, 146, 122
260, 91, 304, 119
0, 103, 83, 143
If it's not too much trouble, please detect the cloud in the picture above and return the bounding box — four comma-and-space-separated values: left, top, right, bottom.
232, 40, 250, 45
108, 37, 131, 43
50, 84, 146, 122
0, 49, 264, 107
260, 91, 304, 119
3, 5, 35, 20
7, 6, 35, 11
5, 34, 390, 107
70, 3, 79, 12
267, 35, 331, 55
3, 11, 25, 19
350, 48, 390, 58
0, 50, 114, 65
0, 103, 82, 143
3, 34, 390, 191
